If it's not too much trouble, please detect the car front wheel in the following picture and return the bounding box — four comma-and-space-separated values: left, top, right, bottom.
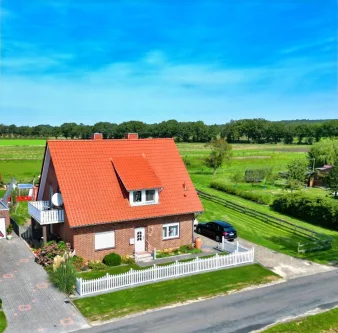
215, 235, 221, 242
196, 227, 202, 234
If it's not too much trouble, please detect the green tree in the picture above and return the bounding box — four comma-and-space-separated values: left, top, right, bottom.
204, 138, 232, 174
325, 164, 338, 198
230, 170, 244, 188
286, 159, 308, 192
308, 138, 338, 167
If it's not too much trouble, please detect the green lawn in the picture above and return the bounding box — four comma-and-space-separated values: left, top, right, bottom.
0, 160, 42, 183
0, 139, 46, 146
0, 190, 5, 198
194, 174, 338, 264
262, 307, 338, 333
0, 311, 7, 333
10, 201, 30, 225
74, 264, 279, 322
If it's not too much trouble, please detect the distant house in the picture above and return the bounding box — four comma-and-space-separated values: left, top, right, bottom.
308, 165, 333, 187
0, 201, 10, 239
28, 133, 203, 260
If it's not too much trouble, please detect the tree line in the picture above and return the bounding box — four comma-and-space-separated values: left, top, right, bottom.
0, 118, 337, 143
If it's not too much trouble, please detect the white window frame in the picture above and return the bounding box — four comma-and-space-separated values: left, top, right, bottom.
129, 189, 159, 206
162, 222, 180, 240
94, 231, 115, 250
145, 189, 155, 203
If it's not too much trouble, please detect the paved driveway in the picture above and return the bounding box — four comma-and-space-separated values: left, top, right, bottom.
196, 233, 336, 279
0, 234, 89, 333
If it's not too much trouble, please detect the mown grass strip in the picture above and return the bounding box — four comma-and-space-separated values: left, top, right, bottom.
74, 264, 279, 322
262, 307, 338, 333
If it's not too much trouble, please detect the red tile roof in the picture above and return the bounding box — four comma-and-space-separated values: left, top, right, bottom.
47, 138, 203, 227
112, 156, 162, 191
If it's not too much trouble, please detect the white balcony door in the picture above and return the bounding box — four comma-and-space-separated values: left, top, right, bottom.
134, 227, 145, 253
0, 218, 6, 239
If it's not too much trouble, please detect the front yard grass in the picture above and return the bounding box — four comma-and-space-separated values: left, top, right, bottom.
262, 307, 338, 333
74, 264, 279, 322
0, 311, 7, 333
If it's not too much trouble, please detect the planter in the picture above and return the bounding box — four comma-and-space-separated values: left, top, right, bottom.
7, 234, 13, 240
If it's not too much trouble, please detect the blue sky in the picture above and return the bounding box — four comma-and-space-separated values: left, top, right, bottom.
0, 0, 337, 125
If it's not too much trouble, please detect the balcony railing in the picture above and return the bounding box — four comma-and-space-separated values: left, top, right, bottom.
28, 201, 64, 225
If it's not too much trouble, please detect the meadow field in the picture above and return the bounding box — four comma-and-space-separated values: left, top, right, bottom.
0, 139, 45, 183
1, 139, 337, 264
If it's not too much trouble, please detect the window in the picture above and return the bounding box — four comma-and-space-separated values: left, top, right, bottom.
133, 191, 142, 202
95, 231, 115, 250
162, 223, 179, 240
136, 231, 142, 241
146, 190, 155, 202
129, 189, 159, 206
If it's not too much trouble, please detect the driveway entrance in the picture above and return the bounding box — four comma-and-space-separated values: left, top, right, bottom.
0, 234, 89, 333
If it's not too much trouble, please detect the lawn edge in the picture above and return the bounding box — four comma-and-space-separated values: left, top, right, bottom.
76, 274, 285, 326
255, 305, 338, 333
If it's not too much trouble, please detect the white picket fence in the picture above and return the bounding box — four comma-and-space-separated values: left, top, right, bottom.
217, 237, 251, 253
76, 249, 255, 296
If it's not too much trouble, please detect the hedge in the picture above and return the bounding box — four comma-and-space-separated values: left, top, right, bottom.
210, 181, 272, 205
272, 193, 338, 230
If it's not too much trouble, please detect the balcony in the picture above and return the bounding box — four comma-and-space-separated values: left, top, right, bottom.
28, 201, 64, 225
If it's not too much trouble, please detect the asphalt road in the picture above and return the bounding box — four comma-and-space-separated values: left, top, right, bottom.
76, 270, 338, 333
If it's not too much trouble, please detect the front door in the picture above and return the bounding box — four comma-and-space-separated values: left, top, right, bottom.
134, 227, 145, 252
0, 218, 6, 239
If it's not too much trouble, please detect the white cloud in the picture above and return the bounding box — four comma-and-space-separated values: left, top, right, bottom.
0, 50, 336, 125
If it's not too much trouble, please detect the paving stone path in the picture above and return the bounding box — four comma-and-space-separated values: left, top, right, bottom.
0, 234, 89, 333
195, 233, 336, 279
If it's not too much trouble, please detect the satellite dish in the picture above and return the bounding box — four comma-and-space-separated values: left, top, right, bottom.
52, 193, 63, 207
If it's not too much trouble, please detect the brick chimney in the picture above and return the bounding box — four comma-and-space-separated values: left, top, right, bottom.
124, 133, 139, 139
91, 133, 103, 140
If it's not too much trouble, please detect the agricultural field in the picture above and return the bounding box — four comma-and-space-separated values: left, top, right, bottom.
0, 139, 45, 183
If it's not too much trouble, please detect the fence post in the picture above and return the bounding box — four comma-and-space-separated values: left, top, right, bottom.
195, 257, 199, 272
215, 253, 219, 268
175, 260, 178, 276
78, 278, 83, 296
106, 273, 109, 290
130, 269, 134, 285
236, 241, 239, 252
222, 236, 225, 251
153, 264, 157, 281
153, 248, 156, 260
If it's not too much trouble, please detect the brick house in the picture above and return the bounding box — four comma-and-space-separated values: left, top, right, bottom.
28, 133, 203, 260
0, 201, 10, 239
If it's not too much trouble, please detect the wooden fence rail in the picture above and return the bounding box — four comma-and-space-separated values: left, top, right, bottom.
76, 249, 255, 296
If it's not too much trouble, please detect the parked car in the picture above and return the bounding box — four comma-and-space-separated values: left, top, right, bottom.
196, 220, 237, 242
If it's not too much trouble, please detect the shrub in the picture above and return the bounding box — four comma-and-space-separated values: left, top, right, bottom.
103, 253, 121, 266
71, 256, 84, 271
88, 261, 107, 271
49, 256, 76, 295
35, 241, 71, 267
121, 255, 135, 265
6, 224, 13, 235
211, 181, 272, 205
272, 193, 338, 230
